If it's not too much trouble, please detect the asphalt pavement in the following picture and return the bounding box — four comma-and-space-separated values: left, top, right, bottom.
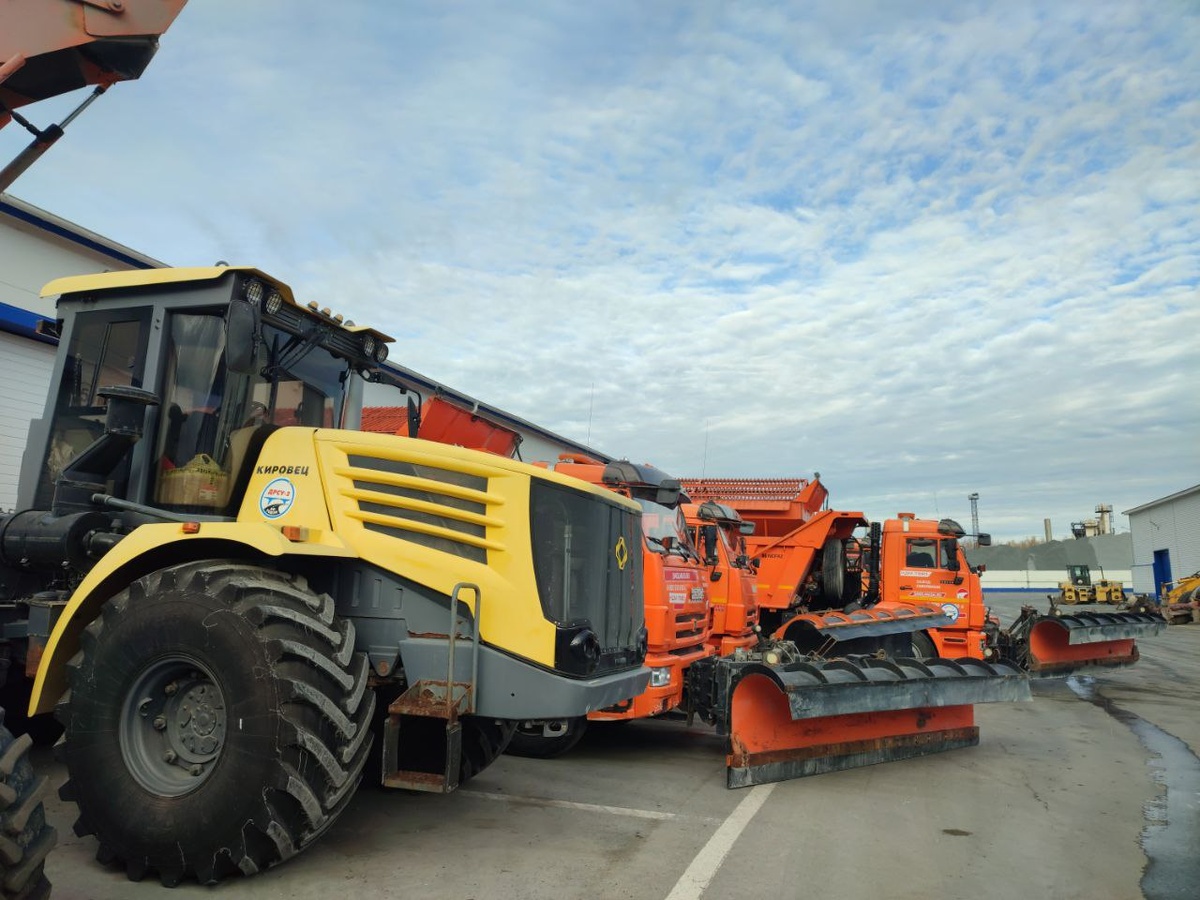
38, 593, 1200, 900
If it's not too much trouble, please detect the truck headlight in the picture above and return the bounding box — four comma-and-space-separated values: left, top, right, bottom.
649, 667, 672, 688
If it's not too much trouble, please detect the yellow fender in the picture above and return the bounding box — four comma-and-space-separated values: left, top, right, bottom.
28, 520, 354, 715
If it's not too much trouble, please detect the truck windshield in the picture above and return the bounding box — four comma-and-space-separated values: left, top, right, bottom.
153, 313, 353, 512
638, 499, 696, 557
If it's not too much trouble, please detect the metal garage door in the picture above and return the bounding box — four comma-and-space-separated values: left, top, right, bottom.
0, 331, 55, 512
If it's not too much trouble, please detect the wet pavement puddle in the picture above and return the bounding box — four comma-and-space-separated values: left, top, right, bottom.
1067, 675, 1200, 900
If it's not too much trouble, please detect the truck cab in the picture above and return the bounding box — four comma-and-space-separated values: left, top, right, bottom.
684, 499, 760, 655
881, 513, 993, 658
547, 458, 713, 720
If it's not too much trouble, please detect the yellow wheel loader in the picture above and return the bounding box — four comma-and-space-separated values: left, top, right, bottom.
1, 267, 649, 886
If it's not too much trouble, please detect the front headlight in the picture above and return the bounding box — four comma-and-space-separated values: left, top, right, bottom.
649, 667, 672, 688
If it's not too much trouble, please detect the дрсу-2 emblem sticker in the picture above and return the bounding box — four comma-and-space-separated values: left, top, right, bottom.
260, 477, 295, 518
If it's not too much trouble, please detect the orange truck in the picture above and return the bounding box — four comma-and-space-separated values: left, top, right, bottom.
879, 513, 1165, 674
507, 457, 713, 757
681, 477, 1165, 676
683, 499, 759, 655
502, 460, 1029, 786
359, 403, 1034, 784
680, 477, 957, 656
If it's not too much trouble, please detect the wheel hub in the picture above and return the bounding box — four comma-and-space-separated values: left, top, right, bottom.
172, 680, 224, 761
120, 656, 226, 797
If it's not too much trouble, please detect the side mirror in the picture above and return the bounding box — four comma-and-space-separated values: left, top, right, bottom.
977, 532, 992, 547
710, 570, 723, 582
226, 299, 261, 375
656, 485, 681, 506
945, 540, 960, 572
701, 524, 719, 566
407, 395, 420, 438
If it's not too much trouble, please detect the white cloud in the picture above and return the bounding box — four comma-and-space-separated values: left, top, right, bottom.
2, 0, 1196, 540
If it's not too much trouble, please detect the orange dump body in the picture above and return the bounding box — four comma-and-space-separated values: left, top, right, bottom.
360, 397, 521, 458
1, 0, 188, 127
743, 509, 866, 616
681, 478, 951, 648
683, 477, 828, 538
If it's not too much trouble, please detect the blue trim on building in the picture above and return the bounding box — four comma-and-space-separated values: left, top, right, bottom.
981, 587, 1053, 594
0, 199, 156, 271
0, 301, 57, 344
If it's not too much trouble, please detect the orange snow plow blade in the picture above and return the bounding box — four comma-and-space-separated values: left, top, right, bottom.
1022, 610, 1166, 675
689, 654, 1031, 788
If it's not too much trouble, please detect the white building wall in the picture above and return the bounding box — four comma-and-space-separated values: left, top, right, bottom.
0, 200, 160, 316
979, 569, 1133, 592
1128, 487, 1200, 595
0, 195, 164, 509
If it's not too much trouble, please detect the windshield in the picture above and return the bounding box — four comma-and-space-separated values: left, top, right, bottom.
153, 313, 353, 512
638, 499, 696, 558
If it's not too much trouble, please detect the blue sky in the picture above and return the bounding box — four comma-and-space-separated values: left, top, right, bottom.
4, 0, 1197, 541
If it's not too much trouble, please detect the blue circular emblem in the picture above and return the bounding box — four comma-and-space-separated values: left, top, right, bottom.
260, 477, 295, 518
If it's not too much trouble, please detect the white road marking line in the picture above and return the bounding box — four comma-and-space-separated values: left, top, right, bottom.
462, 790, 718, 822
664, 783, 777, 900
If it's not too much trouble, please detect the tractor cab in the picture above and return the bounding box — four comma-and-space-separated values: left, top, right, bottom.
23, 267, 391, 520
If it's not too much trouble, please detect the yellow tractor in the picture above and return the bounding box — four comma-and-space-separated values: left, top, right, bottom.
1058, 565, 1125, 605
1162, 572, 1200, 625
3, 267, 650, 886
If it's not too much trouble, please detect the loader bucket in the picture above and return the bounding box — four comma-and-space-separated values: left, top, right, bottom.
712, 656, 1030, 788
1025, 611, 1165, 675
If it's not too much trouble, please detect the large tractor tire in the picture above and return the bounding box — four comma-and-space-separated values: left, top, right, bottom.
506, 717, 588, 759
0, 720, 56, 900
56, 561, 375, 886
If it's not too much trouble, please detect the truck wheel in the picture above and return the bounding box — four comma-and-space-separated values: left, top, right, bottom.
369, 686, 515, 787
460, 717, 517, 779
819, 540, 846, 608
0, 721, 56, 900
910, 632, 937, 659
56, 562, 375, 886
506, 717, 588, 758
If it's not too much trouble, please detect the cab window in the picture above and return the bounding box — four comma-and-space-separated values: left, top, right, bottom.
905, 538, 954, 569
905, 539, 938, 568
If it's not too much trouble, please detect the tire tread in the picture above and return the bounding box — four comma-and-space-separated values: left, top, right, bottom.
56, 561, 374, 886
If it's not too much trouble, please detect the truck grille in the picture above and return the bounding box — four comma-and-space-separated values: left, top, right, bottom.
530, 480, 644, 657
